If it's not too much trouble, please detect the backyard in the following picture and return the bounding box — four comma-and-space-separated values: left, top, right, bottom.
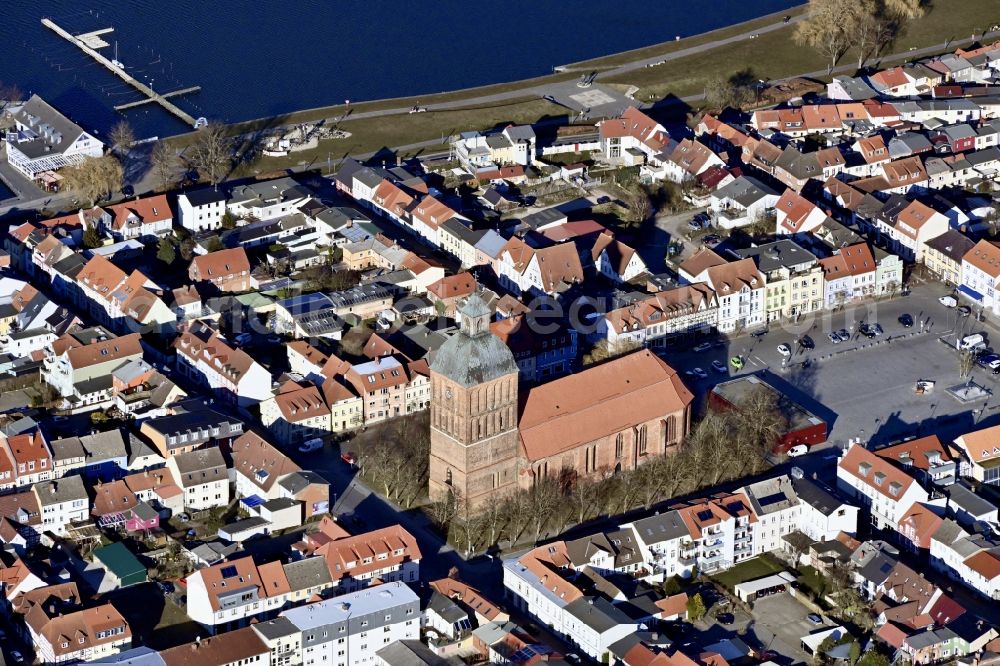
711, 554, 787, 590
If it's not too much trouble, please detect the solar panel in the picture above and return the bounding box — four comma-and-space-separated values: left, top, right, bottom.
220, 565, 238, 578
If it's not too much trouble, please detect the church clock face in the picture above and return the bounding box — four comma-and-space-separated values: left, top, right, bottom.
445, 387, 453, 400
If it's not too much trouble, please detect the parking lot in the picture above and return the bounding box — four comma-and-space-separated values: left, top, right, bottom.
743, 593, 833, 664
659, 282, 1000, 452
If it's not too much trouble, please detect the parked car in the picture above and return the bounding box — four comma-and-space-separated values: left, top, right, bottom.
711, 360, 727, 374
158, 581, 175, 594
717, 612, 735, 625
341, 451, 357, 465
835, 328, 850, 341
693, 342, 712, 353
807, 613, 823, 625
958, 305, 972, 317
730, 356, 744, 370
827, 332, 842, 344
798, 335, 814, 350
10, 651, 24, 664
787, 444, 809, 457
939, 295, 958, 308
961, 333, 986, 351
596, 195, 612, 205
702, 234, 721, 247
976, 354, 999, 368
777, 343, 792, 356
299, 438, 323, 453
750, 328, 768, 339
685, 367, 708, 379
870, 323, 884, 336
898, 313, 914, 327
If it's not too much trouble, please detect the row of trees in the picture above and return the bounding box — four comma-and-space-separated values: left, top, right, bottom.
795, 0, 927, 73
427, 387, 786, 555
60, 119, 234, 207
353, 413, 431, 509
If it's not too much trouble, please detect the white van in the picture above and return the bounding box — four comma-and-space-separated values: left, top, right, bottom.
939, 295, 958, 308
961, 333, 986, 351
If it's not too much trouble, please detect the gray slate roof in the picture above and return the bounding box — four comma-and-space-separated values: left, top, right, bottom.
430, 295, 517, 388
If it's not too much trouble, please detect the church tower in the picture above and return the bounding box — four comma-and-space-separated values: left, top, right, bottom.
428, 293, 520, 509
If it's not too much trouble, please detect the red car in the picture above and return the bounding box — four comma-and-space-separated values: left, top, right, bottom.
341, 451, 357, 465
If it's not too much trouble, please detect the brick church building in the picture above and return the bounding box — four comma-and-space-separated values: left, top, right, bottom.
429, 294, 694, 509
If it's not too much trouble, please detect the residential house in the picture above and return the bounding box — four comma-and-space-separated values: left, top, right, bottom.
176, 187, 228, 232
166, 446, 230, 512
75, 255, 175, 333
259, 380, 335, 447
591, 233, 648, 283
103, 196, 173, 241
227, 177, 311, 221
876, 199, 949, 263
709, 176, 780, 229
496, 237, 584, 298
688, 257, 765, 333
0, 430, 53, 492
960, 240, 1000, 317
174, 323, 273, 407
925, 229, 976, 286
775, 189, 829, 236
837, 442, 932, 529
953, 424, 1000, 485
598, 283, 718, 352
427, 273, 478, 316
27, 602, 131, 664
598, 107, 670, 166
188, 248, 252, 293
279, 582, 420, 666
489, 314, 577, 383
734, 239, 824, 322
137, 408, 244, 459
32, 476, 88, 537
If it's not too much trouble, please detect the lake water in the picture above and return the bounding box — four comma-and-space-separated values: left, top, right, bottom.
1, 0, 799, 139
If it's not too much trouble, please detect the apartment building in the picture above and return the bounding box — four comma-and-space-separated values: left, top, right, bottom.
279, 582, 420, 666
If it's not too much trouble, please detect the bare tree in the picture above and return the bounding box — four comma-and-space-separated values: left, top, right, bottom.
61, 155, 124, 206
568, 476, 601, 524
109, 120, 135, 157
150, 141, 179, 192
624, 184, 652, 227
189, 121, 232, 185
526, 477, 562, 542
794, 0, 857, 74
885, 0, 925, 19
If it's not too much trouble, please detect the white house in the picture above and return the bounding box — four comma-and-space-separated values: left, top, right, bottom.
174, 323, 273, 408
4, 95, 104, 179
710, 176, 780, 229
32, 476, 89, 537
837, 442, 932, 529
177, 188, 228, 231
959, 240, 1000, 318
281, 582, 420, 666
166, 446, 229, 512
699, 259, 765, 333
227, 177, 310, 221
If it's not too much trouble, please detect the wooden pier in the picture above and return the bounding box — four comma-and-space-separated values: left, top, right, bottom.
41, 18, 201, 128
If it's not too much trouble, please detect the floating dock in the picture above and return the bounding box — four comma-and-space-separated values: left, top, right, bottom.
41, 18, 201, 128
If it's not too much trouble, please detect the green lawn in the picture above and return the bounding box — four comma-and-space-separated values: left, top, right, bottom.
605, 0, 1000, 101
712, 554, 786, 590
797, 565, 828, 598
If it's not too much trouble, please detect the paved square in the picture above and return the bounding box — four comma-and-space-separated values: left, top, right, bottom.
569, 89, 617, 108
